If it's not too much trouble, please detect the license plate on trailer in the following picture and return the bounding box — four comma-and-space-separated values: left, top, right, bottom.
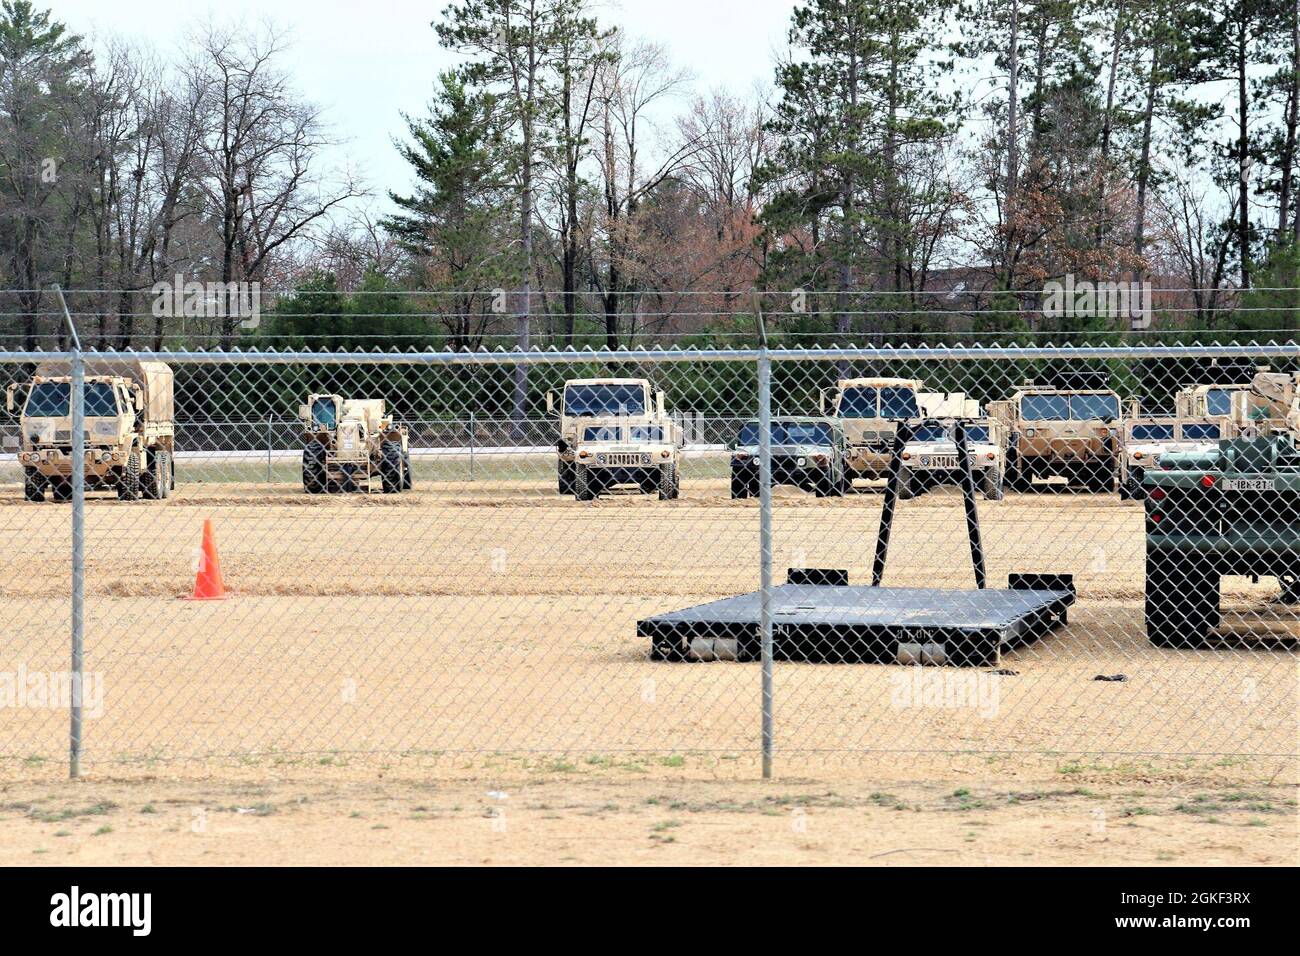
1223, 478, 1274, 492
920, 455, 959, 469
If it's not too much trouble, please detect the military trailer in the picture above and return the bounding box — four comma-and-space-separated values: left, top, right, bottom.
1119, 417, 1226, 500
300, 394, 411, 494
730, 417, 848, 498
822, 377, 924, 486
7, 359, 175, 502
988, 378, 1125, 492
1144, 428, 1300, 647
547, 378, 680, 500
897, 418, 1007, 500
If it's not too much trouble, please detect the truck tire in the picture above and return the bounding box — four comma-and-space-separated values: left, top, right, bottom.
50, 479, 72, 502
1086, 461, 1115, 494
558, 461, 575, 496
340, 464, 359, 494
303, 443, 327, 493
983, 466, 1004, 500
575, 465, 595, 501
117, 452, 141, 501
1146, 553, 1215, 648
24, 469, 45, 502
657, 462, 679, 501
159, 450, 173, 498
896, 466, 916, 500
141, 450, 165, 500
730, 468, 749, 499
402, 449, 413, 490
1006, 452, 1031, 492
380, 441, 404, 494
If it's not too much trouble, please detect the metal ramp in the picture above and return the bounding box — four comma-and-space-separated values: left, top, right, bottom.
639, 420, 1075, 665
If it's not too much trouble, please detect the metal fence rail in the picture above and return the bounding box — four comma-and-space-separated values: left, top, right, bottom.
0, 341, 1296, 778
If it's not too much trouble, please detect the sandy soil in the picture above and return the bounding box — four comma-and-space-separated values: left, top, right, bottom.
0, 476, 1295, 864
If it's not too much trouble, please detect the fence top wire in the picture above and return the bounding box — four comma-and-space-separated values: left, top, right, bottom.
2, 342, 1300, 365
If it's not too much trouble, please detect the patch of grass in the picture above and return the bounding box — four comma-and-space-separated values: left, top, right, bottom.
139, 804, 157, 815
27, 801, 117, 825
659, 755, 686, 768
92, 825, 112, 836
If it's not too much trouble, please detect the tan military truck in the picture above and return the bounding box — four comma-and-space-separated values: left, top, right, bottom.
6, 359, 175, 502
1231, 371, 1300, 435
547, 378, 681, 500
1118, 417, 1227, 500
1175, 382, 1250, 423
300, 394, 411, 493
988, 380, 1125, 492
822, 377, 924, 486
898, 417, 1008, 500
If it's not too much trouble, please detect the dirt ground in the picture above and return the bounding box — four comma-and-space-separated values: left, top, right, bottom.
0, 472, 1295, 864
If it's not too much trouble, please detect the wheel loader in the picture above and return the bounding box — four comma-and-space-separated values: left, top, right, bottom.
300, 394, 411, 494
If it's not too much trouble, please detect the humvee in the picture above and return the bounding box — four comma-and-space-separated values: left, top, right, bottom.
301, 394, 411, 493
822, 377, 923, 486
897, 418, 1007, 500
1144, 428, 1300, 647
548, 378, 681, 500
988, 380, 1125, 492
729, 417, 848, 498
1119, 417, 1226, 500
7, 359, 175, 502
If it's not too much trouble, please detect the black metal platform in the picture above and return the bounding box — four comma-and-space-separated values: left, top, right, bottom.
638, 574, 1075, 666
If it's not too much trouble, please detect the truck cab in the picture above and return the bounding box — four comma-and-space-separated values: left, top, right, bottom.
547, 378, 680, 500
7, 360, 174, 502
988, 383, 1125, 492
823, 377, 923, 485
1119, 417, 1226, 500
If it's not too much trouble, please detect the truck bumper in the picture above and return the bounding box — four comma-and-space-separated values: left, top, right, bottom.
20, 449, 123, 479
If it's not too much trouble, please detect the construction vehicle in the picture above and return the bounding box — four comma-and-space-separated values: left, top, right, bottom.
897, 418, 1007, 500
730, 417, 849, 498
988, 375, 1126, 492
300, 394, 411, 494
547, 378, 681, 499
1144, 427, 1300, 648
1119, 417, 1226, 500
6, 359, 175, 502
822, 377, 925, 486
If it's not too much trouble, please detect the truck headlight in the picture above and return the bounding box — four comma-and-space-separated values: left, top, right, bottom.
1025, 428, 1036, 438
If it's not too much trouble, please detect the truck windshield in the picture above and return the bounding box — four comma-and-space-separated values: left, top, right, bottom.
1181, 423, 1221, 440
965, 425, 990, 443
1205, 389, 1234, 416
738, 422, 832, 446
837, 387, 877, 417
629, 426, 664, 442
1131, 424, 1175, 441
1021, 394, 1070, 420
583, 425, 621, 442
311, 398, 338, 429
911, 425, 949, 442
24, 382, 118, 417
879, 387, 919, 419
1071, 394, 1120, 420
564, 384, 646, 416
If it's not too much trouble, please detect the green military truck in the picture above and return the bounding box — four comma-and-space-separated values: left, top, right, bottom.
1143, 430, 1300, 648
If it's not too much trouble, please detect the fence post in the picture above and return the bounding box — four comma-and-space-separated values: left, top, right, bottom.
56, 287, 85, 780
469, 411, 476, 481
267, 412, 273, 484
758, 348, 774, 780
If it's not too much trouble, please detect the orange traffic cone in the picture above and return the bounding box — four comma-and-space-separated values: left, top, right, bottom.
184, 518, 227, 601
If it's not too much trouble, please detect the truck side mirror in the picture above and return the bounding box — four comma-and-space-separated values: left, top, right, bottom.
819, 388, 831, 415
132, 386, 144, 412
657, 391, 666, 416
545, 390, 557, 416
4, 385, 15, 414
299, 404, 310, 421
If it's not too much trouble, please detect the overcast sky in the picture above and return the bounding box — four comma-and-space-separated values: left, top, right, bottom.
52, 0, 795, 212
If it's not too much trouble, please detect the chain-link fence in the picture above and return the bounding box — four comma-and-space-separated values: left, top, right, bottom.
1, 342, 1297, 775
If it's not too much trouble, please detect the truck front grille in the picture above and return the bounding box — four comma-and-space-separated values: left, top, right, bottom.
596, 452, 651, 467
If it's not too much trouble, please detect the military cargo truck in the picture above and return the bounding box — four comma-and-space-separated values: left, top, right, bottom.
730, 417, 848, 498
822, 377, 924, 485
897, 418, 1007, 500
6, 359, 175, 502
1144, 429, 1300, 647
301, 394, 411, 493
547, 378, 680, 499
988, 380, 1125, 492
1119, 417, 1226, 500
